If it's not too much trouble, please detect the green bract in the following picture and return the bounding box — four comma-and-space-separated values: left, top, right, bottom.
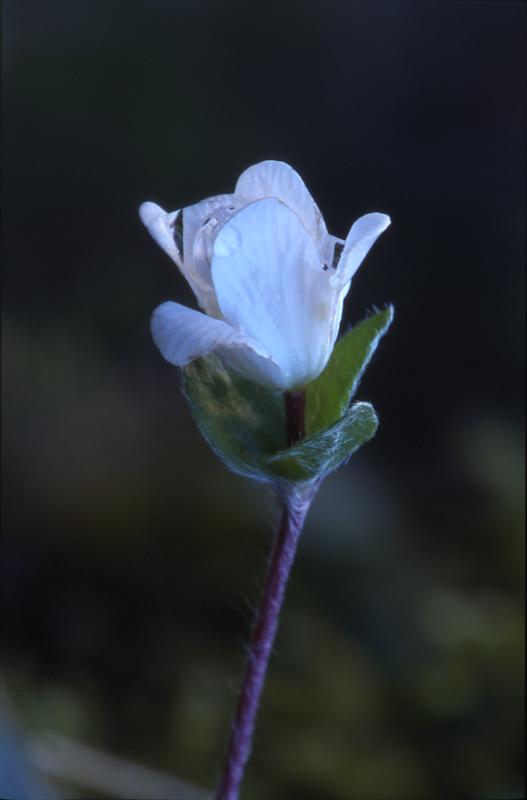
181, 306, 394, 485
306, 305, 394, 435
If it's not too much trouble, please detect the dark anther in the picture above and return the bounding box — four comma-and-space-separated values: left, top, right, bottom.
173, 212, 184, 259
331, 242, 344, 269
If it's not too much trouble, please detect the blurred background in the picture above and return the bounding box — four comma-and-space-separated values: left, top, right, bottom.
2, 1, 525, 798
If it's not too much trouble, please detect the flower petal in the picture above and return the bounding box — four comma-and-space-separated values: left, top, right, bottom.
183, 194, 239, 314
211, 198, 339, 389
140, 198, 236, 316
139, 202, 182, 267
332, 212, 391, 289
182, 194, 236, 276
151, 301, 286, 386
234, 160, 327, 241
151, 301, 253, 364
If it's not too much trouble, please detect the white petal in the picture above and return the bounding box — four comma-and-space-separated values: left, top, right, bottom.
235, 160, 327, 241
332, 212, 391, 288
151, 301, 286, 386
139, 202, 182, 267
152, 301, 252, 365
211, 198, 339, 389
183, 194, 239, 313
182, 194, 235, 276
140, 198, 234, 317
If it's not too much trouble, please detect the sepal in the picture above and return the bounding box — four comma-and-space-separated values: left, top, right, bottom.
268, 402, 378, 482
306, 306, 393, 435
182, 337, 384, 485
181, 356, 285, 482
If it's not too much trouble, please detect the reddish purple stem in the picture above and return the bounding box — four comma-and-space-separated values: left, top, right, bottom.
284, 390, 306, 446
215, 390, 315, 800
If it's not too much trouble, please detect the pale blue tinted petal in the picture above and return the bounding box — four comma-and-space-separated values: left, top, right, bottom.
151, 301, 286, 386
182, 193, 235, 277
211, 198, 339, 388
333, 212, 391, 288
184, 195, 241, 315
140, 197, 235, 316
139, 202, 182, 267
234, 160, 326, 240
151, 301, 254, 365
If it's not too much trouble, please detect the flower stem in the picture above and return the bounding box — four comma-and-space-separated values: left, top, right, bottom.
284, 390, 306, 446
215, 390, 315, 800
214, 483, 318, 800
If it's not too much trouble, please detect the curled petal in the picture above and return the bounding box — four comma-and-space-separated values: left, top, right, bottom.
140, 198, 236, 316
151, 301, 286, 386
182, 194, 236, 277
184, 194, 240, 314
152, 301, 260, 365
235, 160, 327, 241
332, 212, 391, 289
139, 202, 182, 267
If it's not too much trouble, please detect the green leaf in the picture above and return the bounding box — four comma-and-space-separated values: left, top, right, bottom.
306, 306, 394, 436
269, 402, 379, 482
181, 355, 286, 482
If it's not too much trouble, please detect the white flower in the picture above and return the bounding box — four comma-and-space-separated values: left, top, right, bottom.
140, 160, 390, 390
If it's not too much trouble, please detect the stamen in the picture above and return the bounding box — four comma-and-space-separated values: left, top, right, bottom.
331, 241, 344, 269
172, 211, 184, 260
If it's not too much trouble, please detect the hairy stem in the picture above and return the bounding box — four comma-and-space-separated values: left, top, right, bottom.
214, 484, 317, 800
215, 390, 315, 800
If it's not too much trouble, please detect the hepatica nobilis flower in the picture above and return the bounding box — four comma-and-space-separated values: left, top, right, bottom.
140, 160, 390, 390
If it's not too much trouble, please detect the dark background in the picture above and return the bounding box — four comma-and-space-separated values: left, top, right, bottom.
2, 1, 525, 798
